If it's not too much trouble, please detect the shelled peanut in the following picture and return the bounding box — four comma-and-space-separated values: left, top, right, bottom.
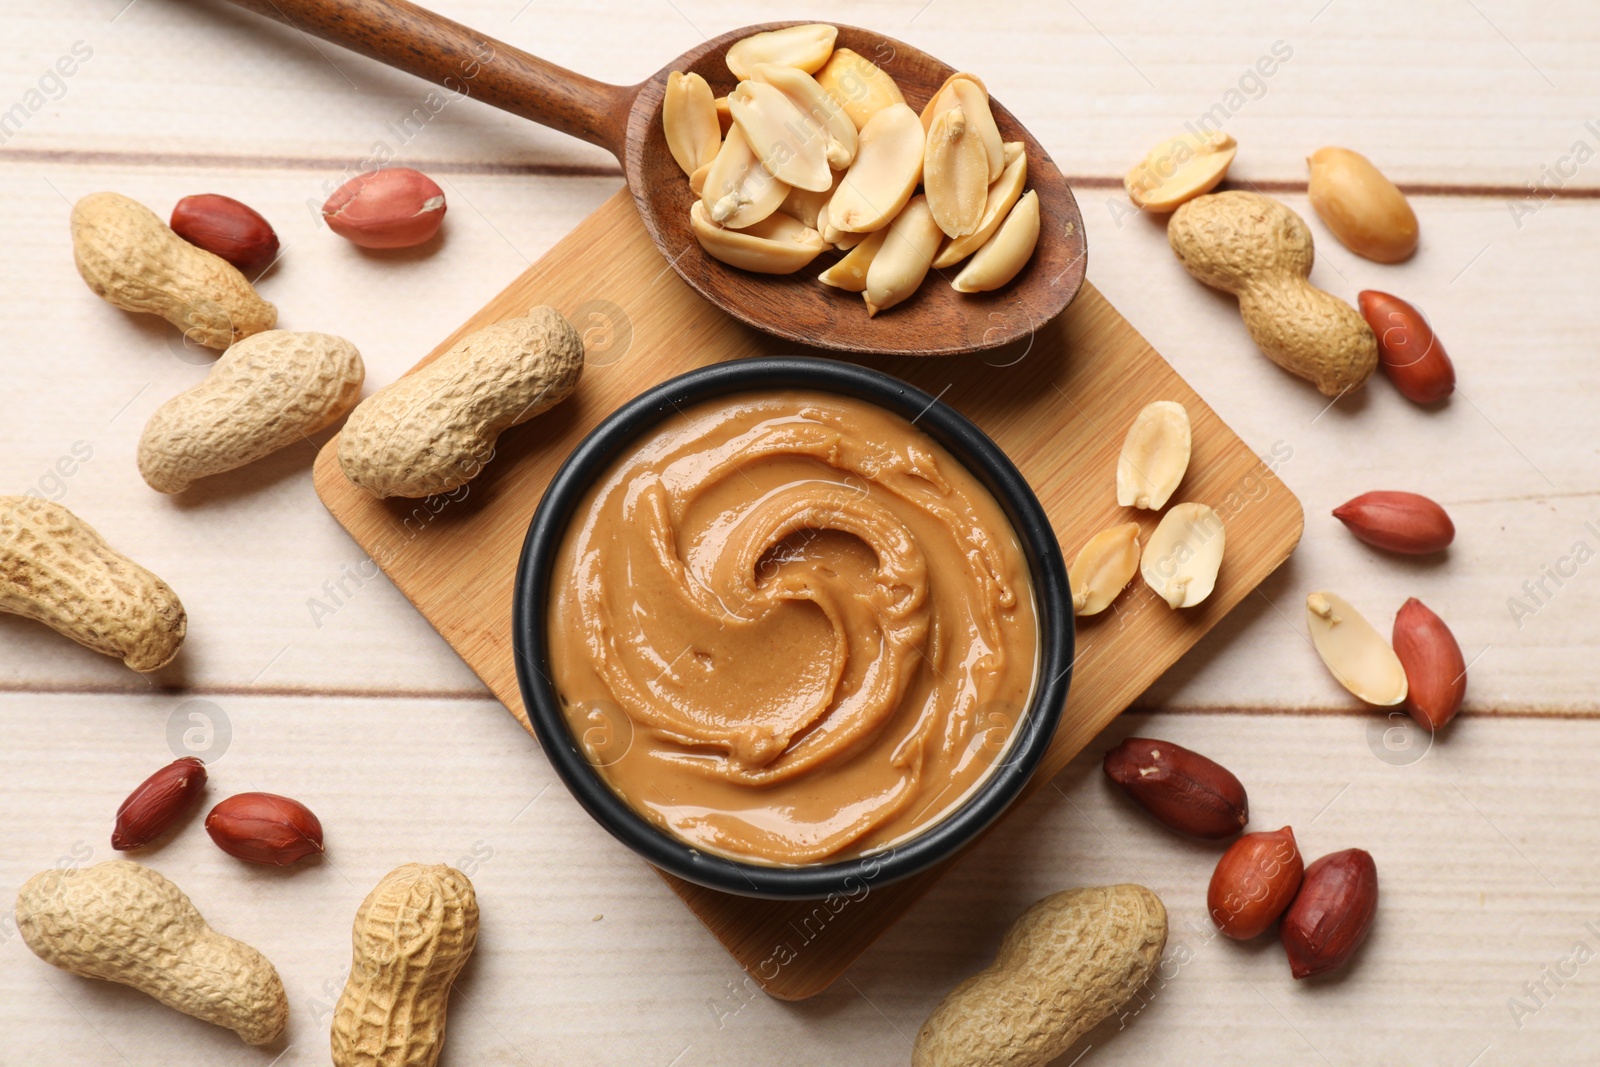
1065, 396, 1232, 619
662, 26, 1042, 315
112, 757, 208, 850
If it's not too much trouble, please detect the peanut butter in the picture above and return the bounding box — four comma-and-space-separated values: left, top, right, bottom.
546, 389, 1038, 865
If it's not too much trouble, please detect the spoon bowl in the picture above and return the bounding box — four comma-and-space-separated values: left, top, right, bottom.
220, 3, 1086, 356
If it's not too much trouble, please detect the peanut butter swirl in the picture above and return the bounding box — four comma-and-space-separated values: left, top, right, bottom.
547, 390, 1038, 865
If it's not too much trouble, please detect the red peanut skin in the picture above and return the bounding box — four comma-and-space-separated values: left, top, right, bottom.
1281, 848, 1379, 978
112, 757, 208, 850
1103, 737, 1248, 839
1393, 597, 1467, 730
1332, 490, 1454, 554
1358, 290, 1455, 404
205, 792, 324, 865
170, 194, 280, 275
1208, 826, 1304, 939
321, 168, 447, 249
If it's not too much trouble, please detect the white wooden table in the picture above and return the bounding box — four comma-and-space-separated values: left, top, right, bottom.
3, 2, 1598, 1063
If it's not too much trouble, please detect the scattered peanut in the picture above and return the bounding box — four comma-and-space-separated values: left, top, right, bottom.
138, 329, 365, 494
1306, 590, 1408, 706
1141, 501, 1225, 608
1281, 848, 1379, 978
339, 305, 584, 498
1307, 146, 1418, 263
15, 860, 288, 1045
323, 167, 447, 249
951, 188, 1039, 293
1332, 490, 1454, 555
663, 71, 721, 178
112, 757, 207, 851
169, 193, 280, 275
330, 864, 479, 1067
72, 192, 276, 350
1125, 130, 1237, 212
1358, 289, 1456, 404
1168, 191, 1378, 397
0, 497, 185, 671
1393, 597, 1467, 730
1068, 522, 1140, 616
1103, 736, 1249, 839
913, 885, 1168, 1067
1116, 400, 1191, 510
1208, 826, 1303, 939
206, 791, 325, 865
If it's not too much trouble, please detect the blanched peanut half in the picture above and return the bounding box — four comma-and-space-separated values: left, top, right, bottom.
924, 107, 990, 239
1069, 522, 1141, 616
725, 24, 837, 80
951, 189, 1039, 293
663, 71, 721, 178
714, 96, 733, 135
920, 71, 988, 124
777, 171, 840, 230
749, 63, 857, 171
933, 143, 1027, 269
1306, 591, 1408, 705
818, 201, 867, 249
814, 48, 905, 131
827, 103, 924, 233
1124, 130, 1236, 212
921, 74, 1003, 182
864, 195, 942, 316
818, 228, 888, 291
689, 200, 826, 273
700, 124, 788, 229
1140, 502, 1225, 609
1116, 400, 1191, 510
688, 160, 712, 196
1307, 146, 1419, 263
729, 80, 834, 192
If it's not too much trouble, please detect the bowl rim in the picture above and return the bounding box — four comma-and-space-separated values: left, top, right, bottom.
512, 357, 1073, 899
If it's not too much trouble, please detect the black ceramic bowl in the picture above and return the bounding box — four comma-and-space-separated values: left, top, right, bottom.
512, 358, 1072, 899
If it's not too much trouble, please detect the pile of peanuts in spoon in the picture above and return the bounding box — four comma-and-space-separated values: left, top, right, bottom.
662, 24, 1040, 316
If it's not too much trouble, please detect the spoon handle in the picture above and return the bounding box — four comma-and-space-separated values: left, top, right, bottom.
218, 0, 637, 160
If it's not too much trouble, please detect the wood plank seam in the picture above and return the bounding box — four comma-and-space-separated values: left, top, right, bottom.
8, 149, 1600, 201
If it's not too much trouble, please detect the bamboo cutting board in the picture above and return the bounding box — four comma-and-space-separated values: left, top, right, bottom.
312, 187, 1303, 1000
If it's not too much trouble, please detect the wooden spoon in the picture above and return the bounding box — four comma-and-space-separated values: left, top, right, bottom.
219, 0, 1087, 357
